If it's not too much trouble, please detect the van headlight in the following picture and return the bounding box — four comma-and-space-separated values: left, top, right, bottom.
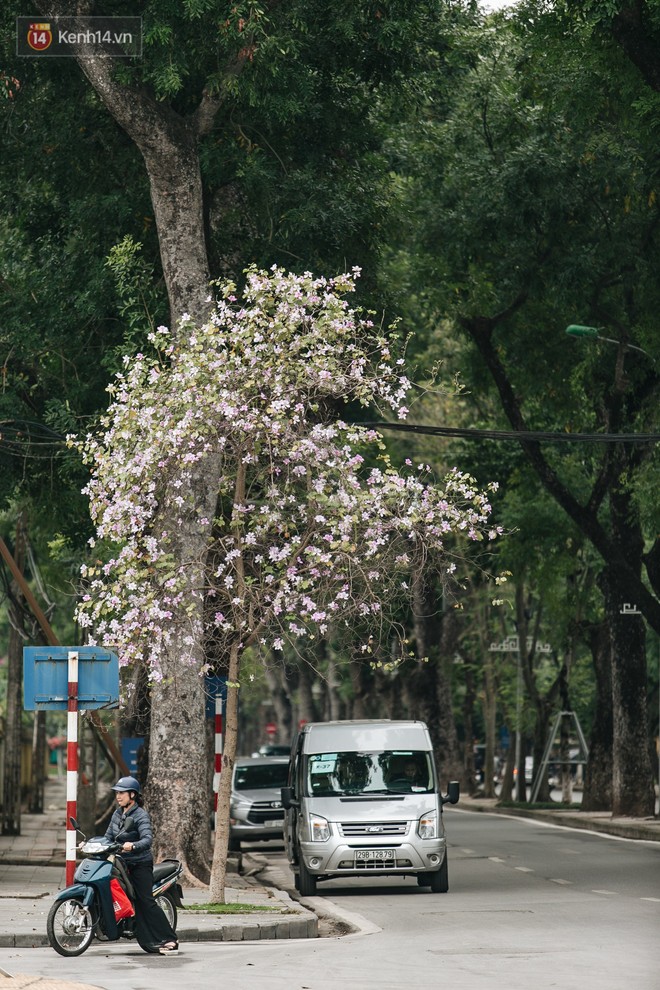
418, 810, 438, 839
309, 813, 330, 842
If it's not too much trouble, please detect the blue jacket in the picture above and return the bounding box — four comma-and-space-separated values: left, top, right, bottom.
104, 803, 153, 864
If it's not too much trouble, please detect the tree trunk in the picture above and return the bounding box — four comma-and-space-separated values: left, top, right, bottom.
611, 3, 660, 92
147, 593, 212, 883
77, 719, 96, 837
514, 584, 561, 803
209, 640, 241, 902
121, 661, 151, 787
559, 711, 573, 804
348, 658, 371, 720
409, 570, 463, 784
28, 712, 46, 815
264, 660, 294, 744
37, 18, 230, 882
582, 620, 613, 811
297, 662, 316, 726
462, 663, 477, 792
70, 66, 211, 326
499, 733, 516, 803
465, 318, 658, 814
481, 645, 499, 799
2, 513, 27, 835
600, 567, 654, 816
145, 452, 217, 879
326, 648, 343, 721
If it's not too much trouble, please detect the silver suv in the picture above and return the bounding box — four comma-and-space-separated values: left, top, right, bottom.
229, 756, 290, 851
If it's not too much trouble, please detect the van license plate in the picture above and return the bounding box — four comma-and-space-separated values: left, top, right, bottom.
356, 849, 395, 861
264, 820, 281, 827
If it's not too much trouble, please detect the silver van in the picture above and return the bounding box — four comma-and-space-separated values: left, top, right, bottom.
281, 719, 459, 896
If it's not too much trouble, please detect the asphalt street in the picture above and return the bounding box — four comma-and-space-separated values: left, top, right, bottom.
0, 774, 658, 990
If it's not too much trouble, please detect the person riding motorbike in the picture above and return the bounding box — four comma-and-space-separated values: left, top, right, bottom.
104, 775, 179, 955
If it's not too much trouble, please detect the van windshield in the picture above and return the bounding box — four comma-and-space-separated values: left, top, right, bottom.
306, 751, 434, 796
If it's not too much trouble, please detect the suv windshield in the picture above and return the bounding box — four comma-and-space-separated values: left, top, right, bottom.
234, 763, 290, 790
306, 750, 433, 796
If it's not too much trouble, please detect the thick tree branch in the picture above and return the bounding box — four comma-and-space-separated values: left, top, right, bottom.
612, 2, 660, 92
462, 315, 660, 633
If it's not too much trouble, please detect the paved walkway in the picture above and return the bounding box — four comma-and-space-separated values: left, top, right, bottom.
0, 776, 316, 988
0, 776, 658, 989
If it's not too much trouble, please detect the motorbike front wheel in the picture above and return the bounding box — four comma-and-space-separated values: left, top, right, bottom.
156, 892, 177, 931
47, 896, 95, 957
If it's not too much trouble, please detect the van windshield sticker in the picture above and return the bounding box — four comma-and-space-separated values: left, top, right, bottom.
312, 761, 335, 774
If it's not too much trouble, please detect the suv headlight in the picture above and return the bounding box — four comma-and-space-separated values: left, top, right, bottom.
418, 810, 438, 839
309, 813, 330, 842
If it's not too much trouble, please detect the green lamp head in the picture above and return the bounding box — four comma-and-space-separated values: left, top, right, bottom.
565, 324, 600, 338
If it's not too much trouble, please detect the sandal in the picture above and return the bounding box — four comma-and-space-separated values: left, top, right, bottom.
159, 941, 179, 955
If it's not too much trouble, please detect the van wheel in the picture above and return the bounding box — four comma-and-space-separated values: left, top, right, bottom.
298, 859, 317, 897
429, 854, 449, 893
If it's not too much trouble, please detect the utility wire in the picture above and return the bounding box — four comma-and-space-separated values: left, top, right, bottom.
358, 422, 660, 444
0, 420, 66, 458
1, 418, 658, 452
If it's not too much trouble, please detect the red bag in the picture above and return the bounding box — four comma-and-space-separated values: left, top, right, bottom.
110, 878, 135, 920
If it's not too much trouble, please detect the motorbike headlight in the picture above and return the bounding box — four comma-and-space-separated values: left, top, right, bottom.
418, 810, 438, 840
80, 839, 107, 854
309, 813, 330, 842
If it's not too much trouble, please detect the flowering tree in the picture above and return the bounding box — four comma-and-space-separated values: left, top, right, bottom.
72, 267, 499, 899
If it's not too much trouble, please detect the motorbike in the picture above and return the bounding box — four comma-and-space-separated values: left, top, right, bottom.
47, 816, 184, 957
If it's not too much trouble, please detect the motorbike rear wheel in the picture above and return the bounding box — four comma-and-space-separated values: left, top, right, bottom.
156, 892, 177, 931
47, 896, 95, 957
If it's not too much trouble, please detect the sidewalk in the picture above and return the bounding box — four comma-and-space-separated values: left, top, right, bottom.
0, 775, 317, 954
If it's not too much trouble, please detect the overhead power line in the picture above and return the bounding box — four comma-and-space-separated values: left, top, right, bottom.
0, 420, 66, 458
1, 418, 658, 454
359, 422, 660, 445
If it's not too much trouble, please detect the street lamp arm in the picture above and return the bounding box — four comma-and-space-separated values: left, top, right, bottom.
565, 324, 655, 362
465, 316, 660, 636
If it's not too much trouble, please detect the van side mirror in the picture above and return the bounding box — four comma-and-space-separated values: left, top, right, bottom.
442, 780, 460, 806
281, 786, 298, 809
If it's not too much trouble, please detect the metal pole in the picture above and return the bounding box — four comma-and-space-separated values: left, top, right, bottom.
65, 651, 79, 886
213, 695, 223, 831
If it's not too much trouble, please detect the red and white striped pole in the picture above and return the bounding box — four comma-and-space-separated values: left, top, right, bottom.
65, 651, 79, 886
213, 695, 223, 831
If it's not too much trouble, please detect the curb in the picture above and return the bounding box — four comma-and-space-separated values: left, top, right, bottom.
243, 854, 376, 939
0, 883, 318, 948
180, 912, 318, 941
298, 894, 381, 937
2, 914, 318, 949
